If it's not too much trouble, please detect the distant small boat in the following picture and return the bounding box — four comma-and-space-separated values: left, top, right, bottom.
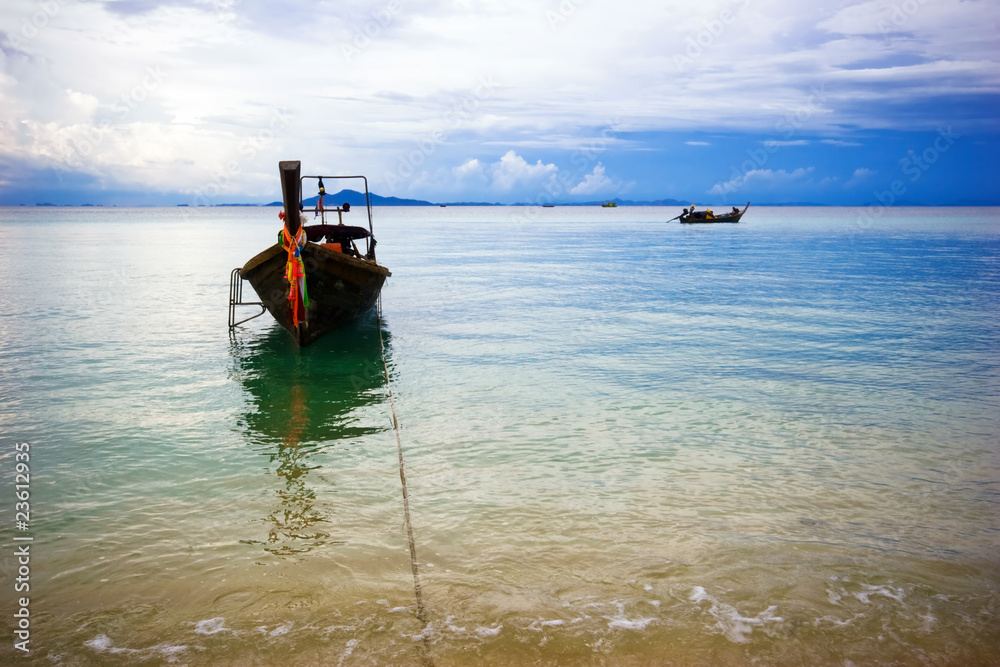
439, 204, 447, 207
601, 202, 617, 208
230, 161, 391, 345
678, 202, 749, 224
542, 204, 555, 208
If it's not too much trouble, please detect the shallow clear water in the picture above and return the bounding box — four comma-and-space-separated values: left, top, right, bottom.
0, 205, 998, 665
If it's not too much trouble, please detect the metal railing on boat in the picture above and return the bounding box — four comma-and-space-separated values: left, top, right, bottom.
228, 267, 266, 328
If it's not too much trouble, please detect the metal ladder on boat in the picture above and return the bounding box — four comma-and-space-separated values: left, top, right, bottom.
228, 267, 266, 328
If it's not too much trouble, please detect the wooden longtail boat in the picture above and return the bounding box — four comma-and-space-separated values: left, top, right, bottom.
231, 161, 391, 346
678, 202, 749, 224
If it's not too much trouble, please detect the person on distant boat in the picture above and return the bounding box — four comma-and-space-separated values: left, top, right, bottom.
732, 206, 739, 214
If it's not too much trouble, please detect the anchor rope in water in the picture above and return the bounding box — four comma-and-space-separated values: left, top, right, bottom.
376, 302, 432, 661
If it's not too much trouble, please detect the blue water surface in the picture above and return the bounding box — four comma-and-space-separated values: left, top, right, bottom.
0, 205, 997, 665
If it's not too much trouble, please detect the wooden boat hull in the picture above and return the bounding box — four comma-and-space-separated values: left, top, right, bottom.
240, 242, 390, 346
679, 213, 743, 223
679, 202, 749, 224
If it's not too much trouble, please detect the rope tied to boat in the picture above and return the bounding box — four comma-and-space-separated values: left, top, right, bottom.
377, 307, 433, 664
279, 211, 308, 327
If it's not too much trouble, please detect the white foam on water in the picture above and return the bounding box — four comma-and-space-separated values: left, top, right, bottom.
322, 614, 375, 638
83, 635, 119, 653
474, 625, 502, 637
337, 638, 360, 667
269, 622, 293, 637
157, 644, 188, 659
83, 635, 188, 662
409, 622, 437, 643
528, 618, 566, 631
444, 616, 467, 633
605, 601, 656, 631
919, 611, 937, 634
688, 586, 784, 644
322, 623, 359, 636
193, 617, 229, 635
813, 613, 865, 628
853, 584, 906, 605
608, 616, 655, 631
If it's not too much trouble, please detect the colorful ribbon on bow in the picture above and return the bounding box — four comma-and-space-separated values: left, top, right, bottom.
279, 211, 308, 327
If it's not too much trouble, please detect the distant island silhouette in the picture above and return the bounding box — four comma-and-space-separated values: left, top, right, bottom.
256, 189, 692, 208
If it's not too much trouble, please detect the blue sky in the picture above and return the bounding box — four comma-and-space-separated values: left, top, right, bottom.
1, 0, 998, 206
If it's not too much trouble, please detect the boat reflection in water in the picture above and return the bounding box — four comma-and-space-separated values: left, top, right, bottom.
229, 314, 389, 556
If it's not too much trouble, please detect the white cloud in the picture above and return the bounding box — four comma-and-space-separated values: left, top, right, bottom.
490, 150, 558, 192
685, 141, 710, 146
822, 139, 862, 147
763, 140, 810, 148
453, 158, 486, 183
66, 89, 100, 116
846, 167, 876, 186
0, 0, 997, 201
709, 167, 815, 196
482, 134, 636, 151
569, 163, 614, 195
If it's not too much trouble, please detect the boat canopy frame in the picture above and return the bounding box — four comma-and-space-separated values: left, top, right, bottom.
299, 174, 375, 257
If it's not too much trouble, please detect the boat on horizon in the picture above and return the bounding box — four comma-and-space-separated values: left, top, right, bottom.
601, 201, 618, 207
677, 202, 749, 224
229, 161, 391, 346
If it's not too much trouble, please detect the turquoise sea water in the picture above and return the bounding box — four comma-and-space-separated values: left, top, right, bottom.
0, 205, 998, 665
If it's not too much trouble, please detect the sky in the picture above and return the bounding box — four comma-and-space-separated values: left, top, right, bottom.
1, 0, 998, 206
